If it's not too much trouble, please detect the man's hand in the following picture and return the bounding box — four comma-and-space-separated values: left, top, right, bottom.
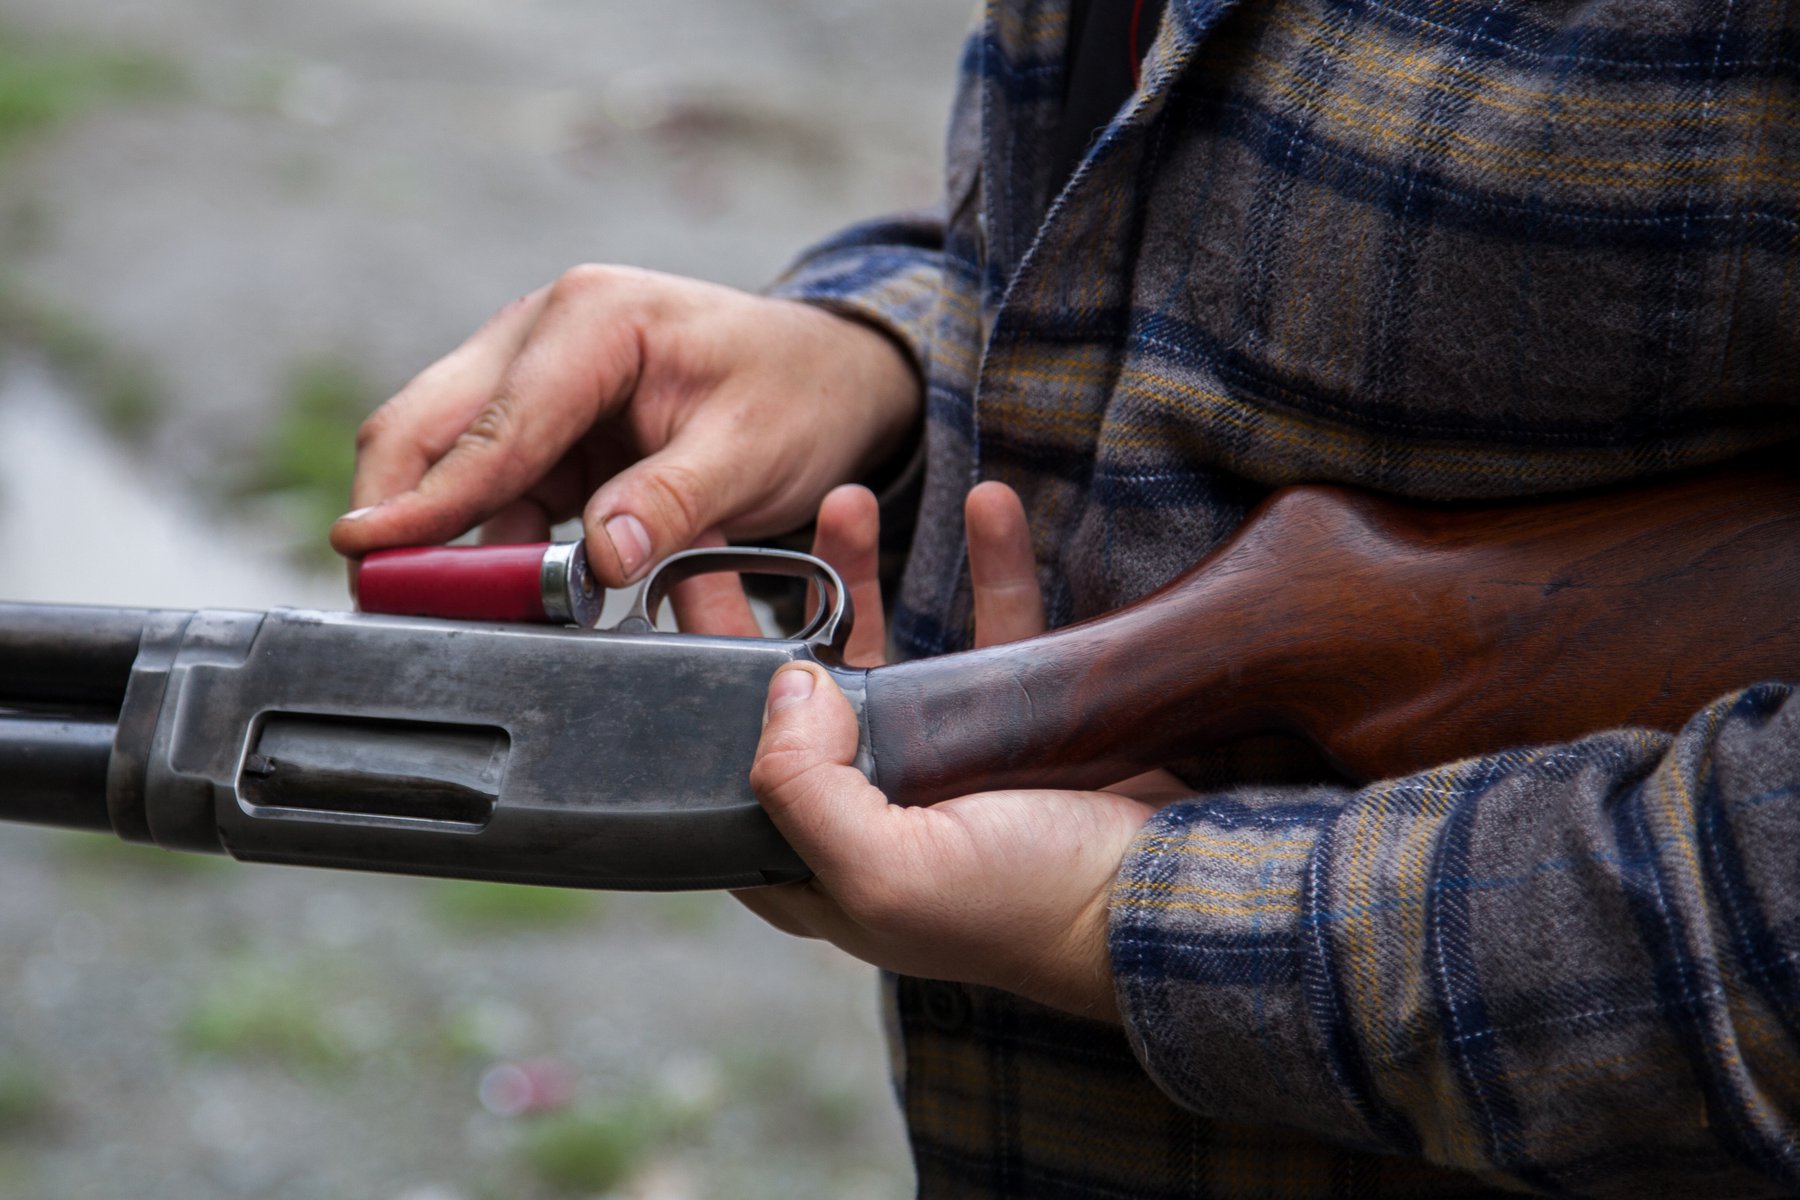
745, 660, 1152, 1021
674, 481, 1167, 1022
330, 267, 920, 587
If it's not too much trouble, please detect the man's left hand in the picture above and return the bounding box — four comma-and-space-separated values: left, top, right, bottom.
743, 654, 1150, 1021
669, 481, 1168, 1022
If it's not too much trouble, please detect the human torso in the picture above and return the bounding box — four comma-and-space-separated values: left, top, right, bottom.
891, 2, 1799, 1195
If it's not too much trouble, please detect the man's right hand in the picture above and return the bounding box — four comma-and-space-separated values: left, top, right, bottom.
330, 265, 922, 587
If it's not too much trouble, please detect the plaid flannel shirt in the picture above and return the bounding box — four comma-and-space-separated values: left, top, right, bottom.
768, 0, 1800, 1195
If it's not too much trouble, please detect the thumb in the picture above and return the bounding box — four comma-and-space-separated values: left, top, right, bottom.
581, 427, 752, 587
748, 664, 888, 873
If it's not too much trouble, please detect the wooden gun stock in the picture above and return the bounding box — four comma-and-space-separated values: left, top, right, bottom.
864, 465, 1800, 802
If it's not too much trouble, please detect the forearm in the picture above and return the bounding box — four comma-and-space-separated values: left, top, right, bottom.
1112, 683, 1800, 1197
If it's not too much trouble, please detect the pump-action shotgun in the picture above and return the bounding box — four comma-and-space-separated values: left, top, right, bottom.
3, 462, 1796, 889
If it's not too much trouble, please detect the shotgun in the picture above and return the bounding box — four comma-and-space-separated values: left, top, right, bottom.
4, 463, 1797, 890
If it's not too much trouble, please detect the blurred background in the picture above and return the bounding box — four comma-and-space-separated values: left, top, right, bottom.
0, 1, 969, 1195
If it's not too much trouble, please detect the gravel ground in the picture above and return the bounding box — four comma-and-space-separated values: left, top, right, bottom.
0, 2, 970, 1195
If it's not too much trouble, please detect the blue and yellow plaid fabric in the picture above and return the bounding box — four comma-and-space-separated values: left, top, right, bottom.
771, 0, 1800, 1194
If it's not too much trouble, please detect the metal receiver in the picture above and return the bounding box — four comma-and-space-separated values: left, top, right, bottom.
0, 548, 869, 890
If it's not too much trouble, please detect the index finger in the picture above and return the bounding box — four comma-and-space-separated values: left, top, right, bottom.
347, 286, 549, 513
810, 485, 887, 668
965, 481, 1045, 648
333, 275, 642, 557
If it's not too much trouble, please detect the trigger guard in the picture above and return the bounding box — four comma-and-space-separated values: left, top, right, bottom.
615, 547, 853, 658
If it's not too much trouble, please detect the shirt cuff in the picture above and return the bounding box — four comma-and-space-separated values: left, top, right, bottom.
764, 212, 945, 386
1109, 792, 1378, 1142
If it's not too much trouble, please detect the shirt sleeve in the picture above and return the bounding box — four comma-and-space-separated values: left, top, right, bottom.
763, 210, 946, 385
1111, 682, 1800, 1197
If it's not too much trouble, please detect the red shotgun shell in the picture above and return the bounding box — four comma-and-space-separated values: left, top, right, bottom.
356, 543, 553, 623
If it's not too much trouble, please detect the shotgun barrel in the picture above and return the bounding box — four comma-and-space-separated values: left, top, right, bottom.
0, 603, 167, 831
0, 713, 115, 829
0, 603, 161, 708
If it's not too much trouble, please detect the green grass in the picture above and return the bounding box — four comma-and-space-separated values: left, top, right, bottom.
0, 26, 180, 437
0, 23, 182, 160
641, 891, 725, 934
179, 959, 355, 1072
515, 1100, 680, 1196
242, 356, 379, 564
430, 880, 601, 933
53, 828, 230, 878
0, 1061, 51, 1134
435, 1000, 523, 1062
0, 276, 166, 440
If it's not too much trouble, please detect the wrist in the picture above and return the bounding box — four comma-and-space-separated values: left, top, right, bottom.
1029, 888, 1124, 1023
780, 298, 924, 480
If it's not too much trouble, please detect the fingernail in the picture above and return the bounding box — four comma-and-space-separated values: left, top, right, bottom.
605, 513, 651, 581
766, 667, 815, 716
338, 505, 379, 523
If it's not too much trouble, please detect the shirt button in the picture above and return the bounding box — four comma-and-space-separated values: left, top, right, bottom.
920, 980, 971, 1033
